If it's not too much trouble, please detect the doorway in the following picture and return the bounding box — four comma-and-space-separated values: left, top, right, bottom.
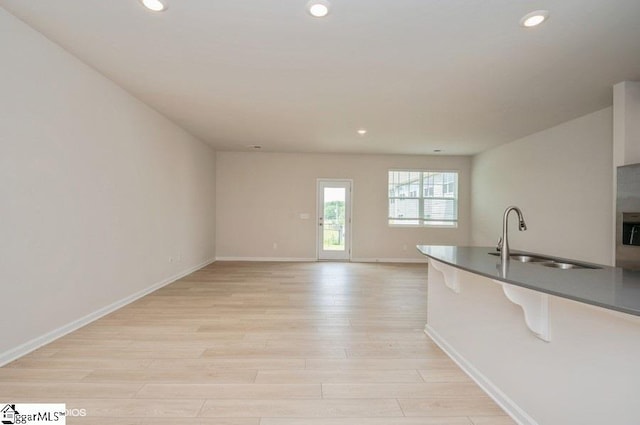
317, 179, 352, 261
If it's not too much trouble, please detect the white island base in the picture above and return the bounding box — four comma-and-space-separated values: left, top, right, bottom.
426, 259, 640, 425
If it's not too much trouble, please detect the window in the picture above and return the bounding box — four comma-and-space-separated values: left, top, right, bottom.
388, 170, 458, 227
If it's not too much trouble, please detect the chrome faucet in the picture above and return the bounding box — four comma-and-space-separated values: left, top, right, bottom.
499, 206, 527, 264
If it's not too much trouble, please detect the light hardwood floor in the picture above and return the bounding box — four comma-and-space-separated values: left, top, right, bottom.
1, 261, 515, 424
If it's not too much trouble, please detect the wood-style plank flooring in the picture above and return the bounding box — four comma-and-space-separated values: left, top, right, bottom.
1, 261, 515, 424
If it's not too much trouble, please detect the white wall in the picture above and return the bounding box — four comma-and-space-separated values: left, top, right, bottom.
216, 152, 471, 261
471, 108, 614, 265
0, 8, 216, 362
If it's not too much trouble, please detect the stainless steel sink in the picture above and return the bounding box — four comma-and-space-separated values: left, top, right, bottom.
510, 255, 548, 263
541, 262, 585, 270
488, 252, 549, 262
488, 252, 600, 269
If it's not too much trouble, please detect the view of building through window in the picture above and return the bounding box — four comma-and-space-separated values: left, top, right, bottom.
388, 170, 458, 226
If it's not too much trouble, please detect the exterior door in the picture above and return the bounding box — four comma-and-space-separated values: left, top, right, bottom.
317, 180, 352, 260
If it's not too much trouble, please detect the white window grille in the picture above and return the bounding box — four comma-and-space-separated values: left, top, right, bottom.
388, 170, 458, 227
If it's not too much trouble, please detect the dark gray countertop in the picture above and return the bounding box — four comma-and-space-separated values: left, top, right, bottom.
417, 245, 640, 317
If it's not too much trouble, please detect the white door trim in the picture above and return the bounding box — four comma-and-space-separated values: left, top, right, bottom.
317, 179, 353, 261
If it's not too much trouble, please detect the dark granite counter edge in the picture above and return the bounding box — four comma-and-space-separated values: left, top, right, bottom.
417, 245, 640, 317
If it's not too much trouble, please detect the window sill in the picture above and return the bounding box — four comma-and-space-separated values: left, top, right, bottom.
388, 223, 458, 229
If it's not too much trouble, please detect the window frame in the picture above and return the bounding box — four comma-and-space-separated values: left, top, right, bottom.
388, 169, 459, 228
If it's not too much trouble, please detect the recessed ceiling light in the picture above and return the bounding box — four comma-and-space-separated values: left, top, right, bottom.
141, 0, 167, 12
433, 149, 442, 153
520, 10, 549, 28
357, 128, 367, 136
308, 0, 330, 18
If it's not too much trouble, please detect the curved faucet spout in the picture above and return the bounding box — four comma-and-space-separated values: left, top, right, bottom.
501, 206, 527, 264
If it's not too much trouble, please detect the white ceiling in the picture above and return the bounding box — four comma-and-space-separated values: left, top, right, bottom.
2, 0, 640, 155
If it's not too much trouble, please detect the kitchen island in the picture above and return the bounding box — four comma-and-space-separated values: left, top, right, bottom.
417, 245, 640, 425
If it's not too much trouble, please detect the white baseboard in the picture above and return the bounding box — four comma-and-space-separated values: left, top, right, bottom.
0, 257, 216, 367
215, 256, 427, 264
215, 257, 317, 262
351, 257, 427, 264
424, 324, 537, 425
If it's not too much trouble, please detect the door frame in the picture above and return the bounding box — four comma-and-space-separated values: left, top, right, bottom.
316, 179, 353, 261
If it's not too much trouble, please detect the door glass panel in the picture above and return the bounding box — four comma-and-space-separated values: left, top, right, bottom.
323, 187, 346, 251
